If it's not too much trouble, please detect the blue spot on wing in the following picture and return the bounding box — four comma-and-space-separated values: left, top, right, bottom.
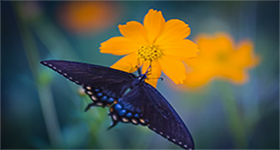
126, 112, 132, 117
119, 109, 126, 116
108, 97, 114, 103
114, 104, 122, 111
121, 102, 141, 112
97, 93, 103, 97
101, 95, 107, 101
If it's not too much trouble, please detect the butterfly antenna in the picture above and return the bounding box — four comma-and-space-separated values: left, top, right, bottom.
147, 77, 164, 81
144, 61, 152, 75
136, 58, 142, 75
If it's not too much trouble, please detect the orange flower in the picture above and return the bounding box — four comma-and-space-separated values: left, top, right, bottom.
57, 1, 119, 34
100, 9, 199, 87
183, 33, 260, 88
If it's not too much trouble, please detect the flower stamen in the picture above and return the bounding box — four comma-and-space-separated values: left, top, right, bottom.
138, 45, 162, 61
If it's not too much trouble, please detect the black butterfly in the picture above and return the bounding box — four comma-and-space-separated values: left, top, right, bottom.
40, 60, 194, 149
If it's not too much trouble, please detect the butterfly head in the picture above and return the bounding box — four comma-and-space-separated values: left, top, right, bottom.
134, 72, 147, 85
136, 64, 151, 81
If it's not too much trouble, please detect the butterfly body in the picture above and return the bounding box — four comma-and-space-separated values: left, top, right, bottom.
41, 60, 194, 149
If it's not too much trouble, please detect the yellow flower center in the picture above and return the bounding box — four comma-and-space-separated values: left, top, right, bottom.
138, 45, 162, 61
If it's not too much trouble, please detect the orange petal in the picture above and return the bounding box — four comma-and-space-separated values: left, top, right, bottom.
233, 40, 260, 68
195, 33, 234, 58
111, 53, 141, 73
156, 19, 190, 44
230, 70, 249, 84
158, 56, 186, 84
184, 64, 216, 88
143, 9, 165, 44
217, 67, 248, 84
160, 39, 199, 60
141, 60, 162, 88
118, 21, 148, 45
100, 36, 140, 55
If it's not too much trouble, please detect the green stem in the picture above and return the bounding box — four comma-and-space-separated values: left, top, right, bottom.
219, 82, 247, 148
37, 85, 63, 147
13, 2, 63, 148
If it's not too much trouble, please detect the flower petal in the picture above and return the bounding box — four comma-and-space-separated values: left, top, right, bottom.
158, 56, 186, 84
184, 64, 216, 88
156, 19, 190, 44
216, 67, 248, 84
100, 36, 139, 55
111, 53, 141, 73
232, 40, 260, 68
118, 21, 148, 45
143, 9, 165, 44
160, 39, 199, 60
141, 60, 162, 87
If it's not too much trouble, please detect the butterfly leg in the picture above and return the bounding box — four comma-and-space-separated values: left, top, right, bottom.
84, 103, 95, 112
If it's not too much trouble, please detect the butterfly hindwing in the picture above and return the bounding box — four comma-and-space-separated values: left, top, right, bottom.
107, 87, 149, 129
40, 60, 135, 108
109, 83, 194, 149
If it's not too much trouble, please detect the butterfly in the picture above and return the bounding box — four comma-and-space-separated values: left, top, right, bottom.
40, 60, 194, 149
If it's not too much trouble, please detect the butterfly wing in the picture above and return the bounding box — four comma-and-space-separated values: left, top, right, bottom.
40, 60, 136, 108
109, 83, 194, 149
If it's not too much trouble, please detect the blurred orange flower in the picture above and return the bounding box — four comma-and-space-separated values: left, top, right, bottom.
183, 33, 260, 88
58, 1, 119, 34
100, 9, 199, 87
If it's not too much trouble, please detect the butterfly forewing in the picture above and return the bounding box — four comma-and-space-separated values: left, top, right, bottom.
40, 60, 135, 107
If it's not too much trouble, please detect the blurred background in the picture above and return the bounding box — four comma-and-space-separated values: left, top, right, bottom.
1, 1, 279, 149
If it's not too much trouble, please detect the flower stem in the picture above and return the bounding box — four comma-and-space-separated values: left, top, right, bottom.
218, 81, 247, 148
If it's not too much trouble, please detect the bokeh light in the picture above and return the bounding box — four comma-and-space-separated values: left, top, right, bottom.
57, 1, 121, 35
183, 32, 260, 88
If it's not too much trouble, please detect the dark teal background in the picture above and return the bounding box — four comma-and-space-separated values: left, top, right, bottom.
1, 1, 279, 149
